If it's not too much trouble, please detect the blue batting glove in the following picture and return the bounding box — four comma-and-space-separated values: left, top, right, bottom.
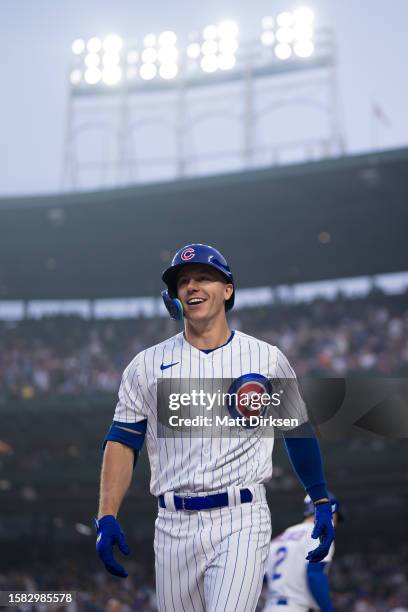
306, 502, 335, 563
94, 515, 130, 578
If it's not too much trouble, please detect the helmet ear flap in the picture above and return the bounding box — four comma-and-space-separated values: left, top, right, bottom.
161, 290, 184, 320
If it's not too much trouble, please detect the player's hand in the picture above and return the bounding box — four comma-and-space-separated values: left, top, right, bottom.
94, 515, 130, 578
306, 501, 334, 563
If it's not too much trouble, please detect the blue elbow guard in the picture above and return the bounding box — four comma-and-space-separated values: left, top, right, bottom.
103, 419, 147, 452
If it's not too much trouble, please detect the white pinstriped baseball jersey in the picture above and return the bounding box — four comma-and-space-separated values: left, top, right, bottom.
264, 522, 334, 611
113, 330, 307, 497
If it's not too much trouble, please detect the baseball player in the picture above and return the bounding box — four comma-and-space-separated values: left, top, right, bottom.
95, 244, 335, 612
263, 493, 342, 612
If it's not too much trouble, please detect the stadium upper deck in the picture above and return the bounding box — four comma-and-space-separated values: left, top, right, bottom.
0, 147, 407, 300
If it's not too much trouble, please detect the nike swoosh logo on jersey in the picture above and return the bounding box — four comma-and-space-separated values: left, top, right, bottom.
160, 362, 180, 370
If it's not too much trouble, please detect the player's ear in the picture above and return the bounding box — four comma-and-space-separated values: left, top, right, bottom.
224, 284, 234, 301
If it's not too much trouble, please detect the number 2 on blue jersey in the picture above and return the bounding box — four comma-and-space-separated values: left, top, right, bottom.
272, 546, 288, 580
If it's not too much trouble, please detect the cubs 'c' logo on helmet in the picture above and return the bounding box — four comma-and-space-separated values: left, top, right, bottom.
226, 373, 272, 428
181, 247, 195, 261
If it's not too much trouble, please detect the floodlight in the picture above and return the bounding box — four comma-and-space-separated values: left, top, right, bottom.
203, 25, 217, 40
102, 51, 120, 67
277, 12, 293, 28
276, 27, 294, 44
72, 39, 85, 55
293, 7, 314, 24
217, 20, 239, 39
217, 54, 236, 71
126, 67, 138, 80
158, 30, 177, 47
294, 40, 314, 57
70, 69, 82, 85
219, 38, 238, 54
103, 34, 123, 52
200, 55, 218, 73
140, 63, 157, 80
102, 66, 122, 85
187, 43, 201, 59
293, 23, 313, 40
84, 67, 102, 84
142, 48, 157, 63
261, 31, 275, 46
275, 43, 292, 60
143, 33, 156, 47
159, 63, 178, 79
85, 53, 100, 68
87, 37, 102, 53
127, 50, 139, 64
202, 40, 218, 55
158, 46, 178, 64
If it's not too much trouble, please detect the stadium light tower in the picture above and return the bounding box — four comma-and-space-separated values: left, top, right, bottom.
62, 9, 345, 190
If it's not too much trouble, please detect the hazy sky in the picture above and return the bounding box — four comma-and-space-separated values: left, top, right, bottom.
0, 0, 405, 195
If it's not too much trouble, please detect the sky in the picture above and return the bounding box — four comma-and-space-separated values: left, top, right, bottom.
0, 0, 406, 196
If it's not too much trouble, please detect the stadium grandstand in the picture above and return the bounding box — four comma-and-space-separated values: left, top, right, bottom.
0, 147, 408, 303
1, 148, 408, 611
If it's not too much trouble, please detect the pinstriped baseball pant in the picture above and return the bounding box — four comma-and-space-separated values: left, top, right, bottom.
154, 486, 272, 612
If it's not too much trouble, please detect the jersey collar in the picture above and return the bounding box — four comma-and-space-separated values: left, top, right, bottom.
181, 330, 235, 355
199, 330, 235, 353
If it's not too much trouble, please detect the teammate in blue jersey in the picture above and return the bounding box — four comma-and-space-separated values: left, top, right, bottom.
263, 493, 342, 612
95, 244, 335, 612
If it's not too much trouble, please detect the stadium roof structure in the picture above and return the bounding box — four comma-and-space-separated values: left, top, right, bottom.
1, 147, 407, 300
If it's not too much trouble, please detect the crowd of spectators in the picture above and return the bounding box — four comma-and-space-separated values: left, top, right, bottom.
0, 559, 157, 612
1, 548, 407, 611
327, 549, 408, 611
1, 290, 408, 401
1, 290, 407, 608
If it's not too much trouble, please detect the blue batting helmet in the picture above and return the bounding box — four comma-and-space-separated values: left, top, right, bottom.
161, 244, 234, 320
304, 492, 343, 522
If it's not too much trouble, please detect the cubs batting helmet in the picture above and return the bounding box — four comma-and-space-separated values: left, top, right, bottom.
304, 492, 343, 522
161, 244, 234, 320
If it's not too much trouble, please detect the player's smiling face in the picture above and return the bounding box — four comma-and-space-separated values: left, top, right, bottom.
176, 264, 233, 321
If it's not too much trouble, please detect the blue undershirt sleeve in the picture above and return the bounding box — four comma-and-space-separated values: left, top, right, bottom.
283, 421, 328, 502
306, 562, 333, 612
103, 419, 147, 469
